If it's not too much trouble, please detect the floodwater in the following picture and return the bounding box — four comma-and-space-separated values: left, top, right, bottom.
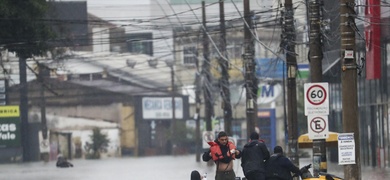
0, 155, 389, 180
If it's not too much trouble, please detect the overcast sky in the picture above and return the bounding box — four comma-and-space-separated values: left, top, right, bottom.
57, 0, 152, 20
59, 0, 151, 6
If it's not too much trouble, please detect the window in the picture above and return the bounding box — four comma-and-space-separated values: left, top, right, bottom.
126, 33, 153, 56
131, 41, 144, 53
183, 46, 197, 65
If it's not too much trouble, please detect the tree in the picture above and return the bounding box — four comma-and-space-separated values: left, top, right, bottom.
0, 0, 55, 58
168, 121, 196, 154
85, 128, 110, 159
0, 0, 55, 161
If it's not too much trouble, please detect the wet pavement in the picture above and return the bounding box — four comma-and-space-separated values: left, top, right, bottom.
0, 155, 389, 180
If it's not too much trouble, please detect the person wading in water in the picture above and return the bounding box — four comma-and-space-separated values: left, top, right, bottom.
202, 131, 241, 180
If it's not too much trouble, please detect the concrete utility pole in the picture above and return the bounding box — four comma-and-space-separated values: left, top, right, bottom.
38, 63, 49, 162
195, 0, 207, 162
165, 59, 176, 155
202, 1, 213, 132
308, 0, 326, 176
219, 0, 233, 135
171, 65, 176, 154
243, 0, 257, 138
19, 56, 31, 162
195, 48, 201, 162
340, 0, 361, 179
283, 0, 299, 166
38, 64, 48, 141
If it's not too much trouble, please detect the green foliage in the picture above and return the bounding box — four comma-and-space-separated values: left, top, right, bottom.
166, 121, 196, 150
0, 0, 55, 58
175, 121, 196, 146
84, 128, 110, 159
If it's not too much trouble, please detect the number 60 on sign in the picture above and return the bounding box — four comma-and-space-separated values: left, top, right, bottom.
304, 83, 329, 116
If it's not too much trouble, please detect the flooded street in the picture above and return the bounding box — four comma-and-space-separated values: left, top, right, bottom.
0, 155, 216, 180
0, 155, 389, 180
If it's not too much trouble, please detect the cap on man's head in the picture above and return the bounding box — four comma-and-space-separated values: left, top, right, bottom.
250, 132, 259, 140
274, 146, 283, 154
217, 131, 228, 138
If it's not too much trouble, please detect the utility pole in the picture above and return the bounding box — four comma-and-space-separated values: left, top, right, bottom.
243, 0, 257, 138
284, 0, 299, 166
171, 65, 176, 155
165, 59, 176, 155
19, 56, 30, 162
38, 63, 49, 162
195, 52, 201, 162
202, 1, 213, 132
202, 1, 214, 167
194, 1, 207, 162
340, 0, 361, 179
219, 0, 232, 135
308, 0, 326, 176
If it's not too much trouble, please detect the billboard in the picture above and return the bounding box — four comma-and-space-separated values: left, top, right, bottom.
142, 97, 183, 119
255, 58, 309, 80
0, 106, 21, 148
136, 96, 190, 121
257, 83, 283, 104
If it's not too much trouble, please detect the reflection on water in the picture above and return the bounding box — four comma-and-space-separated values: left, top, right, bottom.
360, 166, 390, 180
0, 155, 389, 180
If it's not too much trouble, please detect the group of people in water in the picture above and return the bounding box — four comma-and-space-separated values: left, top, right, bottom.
191, 131, 301, 180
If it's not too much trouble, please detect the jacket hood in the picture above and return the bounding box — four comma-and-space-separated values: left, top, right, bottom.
270, 153, 283, 158
244, 140, 261, 147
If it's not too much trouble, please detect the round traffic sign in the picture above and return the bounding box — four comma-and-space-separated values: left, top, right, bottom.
41, 139, 49, 147
203, 132, 215, 142
310, 116, 327, 133
306, 84, 327, 105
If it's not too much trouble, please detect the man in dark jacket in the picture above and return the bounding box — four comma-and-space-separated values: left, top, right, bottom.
265, 146, 301, 180
241, 132, 270, 180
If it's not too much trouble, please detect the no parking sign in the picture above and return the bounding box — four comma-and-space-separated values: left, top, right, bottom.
202, 131, 215, 149
307, 115, 329, 139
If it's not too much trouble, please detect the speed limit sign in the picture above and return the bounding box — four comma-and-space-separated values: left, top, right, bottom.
304, 83, 329, 115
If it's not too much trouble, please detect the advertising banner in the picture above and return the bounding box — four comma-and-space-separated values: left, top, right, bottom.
0, 106, 21, 148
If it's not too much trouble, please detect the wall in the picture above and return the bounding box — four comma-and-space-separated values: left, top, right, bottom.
119, 105, 137, 155
30, 103, 122, 123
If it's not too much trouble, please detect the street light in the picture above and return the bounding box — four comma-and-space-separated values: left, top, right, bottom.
165, 59, 176, 155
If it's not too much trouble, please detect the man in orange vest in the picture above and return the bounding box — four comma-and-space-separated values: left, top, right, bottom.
202, 131, 241, 180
